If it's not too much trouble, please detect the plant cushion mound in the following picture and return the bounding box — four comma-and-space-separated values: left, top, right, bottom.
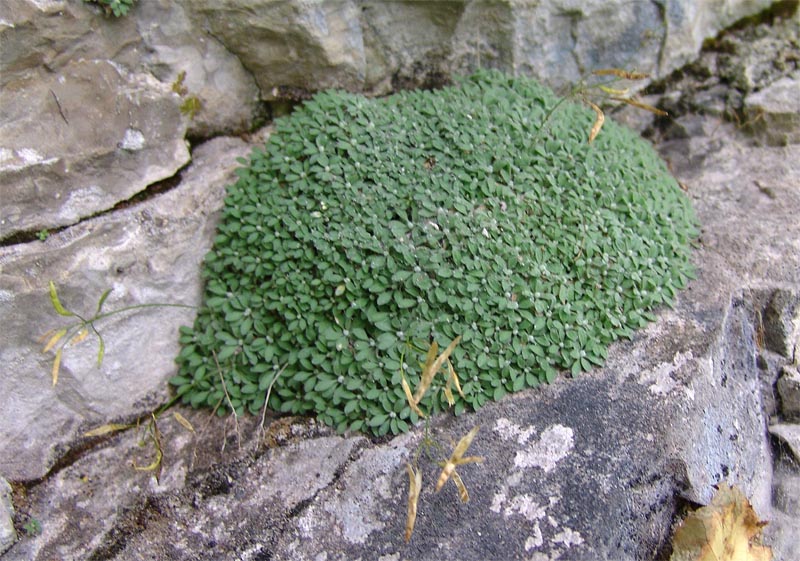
171, 70, 698, 436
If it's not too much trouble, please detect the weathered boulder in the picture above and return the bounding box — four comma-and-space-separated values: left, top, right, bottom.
0, 57, 190, 241
0, 136, 252, 482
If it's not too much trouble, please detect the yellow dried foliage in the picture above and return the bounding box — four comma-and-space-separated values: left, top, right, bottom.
612, 96, 668, 116
435, 425, 483, 492
83, 423, 132, 437
587, 101, 605, 144
173, 412, 195, 433
405, 463, 422, 543
592, 68, 650, 80
670, 484, 772, 561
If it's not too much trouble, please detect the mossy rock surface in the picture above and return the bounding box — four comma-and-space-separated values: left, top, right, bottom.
172, 70, 697, 436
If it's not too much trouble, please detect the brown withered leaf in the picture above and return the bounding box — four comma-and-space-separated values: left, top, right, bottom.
670, 484, 772, 561
435, 425, 483, 492
405, 463, 422, 543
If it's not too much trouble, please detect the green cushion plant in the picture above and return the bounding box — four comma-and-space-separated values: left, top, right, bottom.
171, 70, 697, 436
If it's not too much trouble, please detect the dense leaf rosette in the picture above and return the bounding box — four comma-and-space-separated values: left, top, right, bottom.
172, 70, 698, 435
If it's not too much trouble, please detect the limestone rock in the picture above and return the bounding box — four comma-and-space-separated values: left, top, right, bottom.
0, 58, 190, 240
135, 1, 260, 137
769, 423, 800, 462
777, 365, 800, 420
0, 0, 141, 88
0, 477, 15, 556
0, 136, 253, 482
745, 74, 800, 146
190, 0, 366, 99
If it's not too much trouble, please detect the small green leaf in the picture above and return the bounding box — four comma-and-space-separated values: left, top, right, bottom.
95, 288, 113, 315
49, 281, 73, 317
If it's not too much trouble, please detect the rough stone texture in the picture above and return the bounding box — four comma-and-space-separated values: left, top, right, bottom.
768, 446, 800, 561
0, 57, 190, 241
769, 422, 800, 461
744, 73, 800, 146
135, 0, 261, 137
0, 477, 15, 556
0, 136, 252, 482
777, 365, 800, 420
762, 289, 800, 358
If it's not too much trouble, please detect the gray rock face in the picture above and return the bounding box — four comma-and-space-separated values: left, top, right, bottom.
0, 477, 15, 556
745, 73, 800, 146
0, 57, 190, 240
778, 365, 800, 420
135, 1, 260, 137
0, 136, 252, 482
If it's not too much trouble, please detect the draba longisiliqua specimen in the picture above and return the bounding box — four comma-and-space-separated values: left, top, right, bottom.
171, 70, 698, 436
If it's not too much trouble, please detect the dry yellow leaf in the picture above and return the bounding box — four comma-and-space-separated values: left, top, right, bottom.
670, 484, 772, 561
592, 68, 649, 80
69, 328, 89, 346
83, 423, 132, 437
405, 463, 422, 543
612, 96, 668, 116
401, 374, 425, 418
435, 425, 483, 492
447, 358, 465, 399
42, 328, 67, 354
587, 101, 605, 144
173, 412, 195, 433
51, 348, 62, 386
599, 84, 630, 96
414, 336, 462, 404
451, 470, 469, 503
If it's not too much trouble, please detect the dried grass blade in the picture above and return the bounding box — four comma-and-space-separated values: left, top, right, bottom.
447, 358, 465, 399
